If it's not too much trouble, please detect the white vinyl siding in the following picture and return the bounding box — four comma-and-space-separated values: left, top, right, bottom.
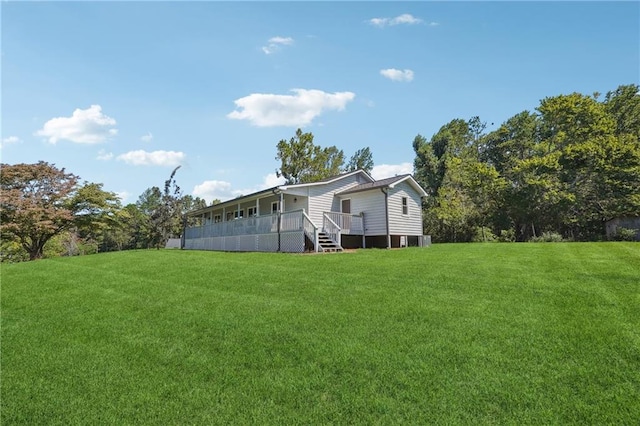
343, 190, 387, 235
306, 174, 365, 227
387, 181, 423, 235
283, 193, 307, 212
258, 196, 279, 216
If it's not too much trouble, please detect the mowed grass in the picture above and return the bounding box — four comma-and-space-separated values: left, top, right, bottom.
2, 243, 639, 424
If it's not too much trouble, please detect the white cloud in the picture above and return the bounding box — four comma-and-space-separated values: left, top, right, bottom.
369, 18, 387, 27
115, 191, 130, 203
227, 88, 355, 127
262, 172, 286, 188
1, 136, 21, 148
269, 36, 293, 45
429, 22, 440, 27
116, 150, 185, 167
369, 13, 423, 28
192, 173, 286, 204
380, 68, 414, 82
262, 36, 294, 54
140, 132, 153, 142
35, 105, 117, 144
371, 163, 413, 180
97, 149, 114, 161
192, 180, 233, 203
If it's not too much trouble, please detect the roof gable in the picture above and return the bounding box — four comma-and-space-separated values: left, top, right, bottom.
279, 169, 374, 190
338, 174, 427, 197
186, 169, 376, 216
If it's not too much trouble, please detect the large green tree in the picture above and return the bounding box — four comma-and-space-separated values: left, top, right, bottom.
415, 84, 640, 242
604, 84, 640, 139
275, 128, 345, 184
346, 147, 374, 173
0, 162, 118, 260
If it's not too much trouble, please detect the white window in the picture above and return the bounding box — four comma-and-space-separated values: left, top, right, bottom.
235, 209, 244, 219
214, 214, 221, 223
271, 201, 279, 214
402, 197, 408, 215
248, 207, 257, 217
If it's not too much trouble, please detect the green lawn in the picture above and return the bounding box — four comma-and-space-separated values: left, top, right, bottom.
2, 243, 639, 424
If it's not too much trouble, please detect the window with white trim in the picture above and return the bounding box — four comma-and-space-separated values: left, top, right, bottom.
402, 197, 408, 215
235, 209, 244, 219
226, 212, 233, 221
214, 214, 221, 223
271, 201, 279, 214
248, 207, 257, 217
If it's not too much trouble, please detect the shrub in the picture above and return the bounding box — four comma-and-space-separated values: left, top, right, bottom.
472, 226, 497, 242
611, 227, 639, 242
498, 229, 516, 242
0, 240, 29, 263
530, 231, 564, 242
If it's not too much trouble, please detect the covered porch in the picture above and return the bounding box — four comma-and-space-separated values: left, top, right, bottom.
183, 209, 364, 253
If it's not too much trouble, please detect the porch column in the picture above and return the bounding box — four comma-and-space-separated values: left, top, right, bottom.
361, 212, 366, 248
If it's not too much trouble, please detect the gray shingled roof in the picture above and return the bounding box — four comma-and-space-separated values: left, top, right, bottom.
337, 174, 412, 195
281, 169, 369, 188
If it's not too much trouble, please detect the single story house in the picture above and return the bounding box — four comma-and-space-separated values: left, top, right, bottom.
183, 169, 428, 253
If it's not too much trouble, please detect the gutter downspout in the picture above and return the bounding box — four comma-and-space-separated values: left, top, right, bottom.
382, 187, 390, 249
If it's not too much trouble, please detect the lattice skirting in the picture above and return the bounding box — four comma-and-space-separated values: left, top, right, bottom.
184, 231, 305, 253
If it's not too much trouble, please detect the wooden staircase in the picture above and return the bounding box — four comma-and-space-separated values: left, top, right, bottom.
318, 232, 343, 253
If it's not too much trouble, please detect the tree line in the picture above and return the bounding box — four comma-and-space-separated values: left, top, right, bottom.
413, 84, 640, 242
2, 84, 638, 261
0, 163, 207, 261
0, 132, 374, 261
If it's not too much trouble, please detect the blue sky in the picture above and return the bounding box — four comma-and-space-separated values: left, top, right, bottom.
2, 1, 638, 205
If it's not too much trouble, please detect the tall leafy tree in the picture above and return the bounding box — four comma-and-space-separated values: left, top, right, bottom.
417, 85, 640, 242
604, 84, 640, 139
148, 166, 183, 249
71, 182, 122, 249
346, 147, 374, 173
0, 162, 117, 260
136, 187, 163, 248
311, 145, 344, 181
276, 128, 345, 184
276, 129, 316, 184
1, 162, 78, 260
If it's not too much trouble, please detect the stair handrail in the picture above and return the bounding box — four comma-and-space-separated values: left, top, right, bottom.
302, 210, 319, 252
322, 212, 342, 247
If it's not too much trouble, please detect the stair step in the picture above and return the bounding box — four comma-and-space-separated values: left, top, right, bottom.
315, 231, 344, 253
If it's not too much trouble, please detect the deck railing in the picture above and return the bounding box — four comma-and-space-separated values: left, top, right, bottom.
302, 211, 319, 252
185, 210, 307, 240
322, 212, 364, 235
322, 213, 341, 246
185, 209, 363, 251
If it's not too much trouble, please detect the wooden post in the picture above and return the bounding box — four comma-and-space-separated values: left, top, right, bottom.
360, 212, 366, 248
277, 211, 281, 252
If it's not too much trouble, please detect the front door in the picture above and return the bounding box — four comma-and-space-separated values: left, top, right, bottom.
341, 199, 351, 214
